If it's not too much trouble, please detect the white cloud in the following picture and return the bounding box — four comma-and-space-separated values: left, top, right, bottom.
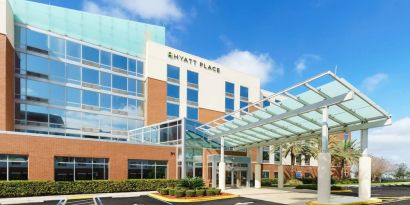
361, 73, 388, 92
214, 50, 284, 84
82, 0, 183, 22
369, 117, 410, 166
294, 54, 320, 75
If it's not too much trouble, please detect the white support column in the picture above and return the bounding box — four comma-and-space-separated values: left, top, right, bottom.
359, 129, 371, 200
218, 136, 226, 190
236, 171, 241, 187
317, 106, 331, 203
181, 119, 186, 179
255, 147, 262, 188
212, 160, 217, 188
231, 170, 234, 187
246, 149, 251, 187
278, 145, 284, 189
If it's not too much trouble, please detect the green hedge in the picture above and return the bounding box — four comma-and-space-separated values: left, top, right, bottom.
0, 179, 179, 198
295, 184, 348, 190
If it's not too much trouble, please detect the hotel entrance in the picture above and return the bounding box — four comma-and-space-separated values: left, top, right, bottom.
208, 155, 251, 188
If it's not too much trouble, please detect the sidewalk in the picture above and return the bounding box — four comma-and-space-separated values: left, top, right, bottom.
0, 191, 154, 205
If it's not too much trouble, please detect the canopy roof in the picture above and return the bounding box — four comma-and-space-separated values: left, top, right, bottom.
197, 71, 392, 149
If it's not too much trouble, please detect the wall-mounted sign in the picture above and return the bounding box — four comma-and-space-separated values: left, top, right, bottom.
168, 51, 220, 74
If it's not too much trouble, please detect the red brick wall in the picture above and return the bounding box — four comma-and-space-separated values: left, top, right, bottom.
0, 34, 15, 131
0, 133, 177, 180
145, 78, 167, 125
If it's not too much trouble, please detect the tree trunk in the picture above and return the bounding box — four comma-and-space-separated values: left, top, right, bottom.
341, 160, 345, 179
291, 154, 295, 178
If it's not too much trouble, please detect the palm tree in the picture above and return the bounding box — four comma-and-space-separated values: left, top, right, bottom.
329, 136, 361, 179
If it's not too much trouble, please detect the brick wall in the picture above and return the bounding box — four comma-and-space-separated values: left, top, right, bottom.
0, 34, 14, 131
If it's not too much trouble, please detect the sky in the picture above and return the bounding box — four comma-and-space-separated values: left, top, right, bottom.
30, 0, 410, 165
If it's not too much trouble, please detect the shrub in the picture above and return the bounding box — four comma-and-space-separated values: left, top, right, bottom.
175, 190, 185, 198
186, 189, 195, 197
261, 178, 278, 186
295, 184, 349, 191
286, 178, 303, 186
196, 189, 205, 196
213, 188, 221, 195
178, 177, 204, 189
159, 188, 169, 195
301, 178, 317, 184
0, 179, 179, 198
169, 188, 176, 196
205, 189, 215, 196
334, 178, 358, 184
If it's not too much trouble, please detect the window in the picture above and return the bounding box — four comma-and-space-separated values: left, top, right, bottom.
240, 86, 249, 100
49, 60, 65, 82
112, 75, 127, 91
82, 90, 99, 107
187, 89, 198, 103
27, 54, 48, 76
112, 116, 128, 131
262, 147, 270, 162
167, 84, 180, 99
274, 172, 278, 178
15, 26, 26, 49
225, 98, 234, 112
100, 94, 111, 111
187, 107, 198, 120
0, 155, 28, 181
100, 50, 111, 68
49, 84, 65, 105
262, 171, 270, 179
187, 71, 198, 85
128, 98, 137, 114
82, 68, 99, 85
167, 103, 179, 117
240, 101, 248, 110
26, 104, 48, 124
49, 108, 65, 128
66, 110, 82, 130
26, 29, 48, 51
128, 58, 136, 75
112, 54, 127, 70
296, 154, 302, 165
49, 36, 65, 58
128, 79, 136, 95
66, 64, 81, 84
137, 61, 144, 77
66, 40, 81, 62
112, 95, 127, 110
55, 157, 109, 181
263, 98, 270, 108
274, 146, 281, 163
225, 82, 234, 95
26, 80, 48, 101
128, 160, 167, 179
100, 72, 111, 91
167, 65, 180, 81
67, 87, 81, 107
82, 45, 99, 64
304, 156, 311, 166
137, 80, 144, 97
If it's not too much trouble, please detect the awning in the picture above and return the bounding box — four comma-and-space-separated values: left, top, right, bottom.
196, 71, 392, 149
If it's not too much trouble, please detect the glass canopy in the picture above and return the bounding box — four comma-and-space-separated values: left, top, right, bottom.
197, 71, 392, 149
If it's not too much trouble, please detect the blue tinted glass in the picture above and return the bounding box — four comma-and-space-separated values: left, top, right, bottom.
82, 112, 99, 129
112, 95, 127, 110
66, 41, 81, 61
128, 59, 136, 73
100, 50, 111, 66
66, 87, 81, 107
187, 107, 198, 120
15, 26, 26, 48
100, 72, 111, 88
128, 98, 137, 113
66, 64, 81, 84
137, 80, 144, 96
240, 101, 248, 110
100, 93, 111, 109
187, 89, 198, 102
82, 68, 99, 84
137, 100, 144, 116
16, 52, 26, 70
49, 36, 65, 58
240, 86, 249, 98
167, 84, 179, 99
137, 61, 144, 76
263, 100, 270, 108
112, 75, 127, 90
26, 29, 48, 50
27, 104, 48, 123
167, 65, 180, 80
27, 80, 48, 99
27, 54, 48, 75
112, 54, 127, 70
128, 79, 136, 93
112, 116, 127, 131
49, 108, 65, 126
225, 82, 234, 94
82, 45, 99, 63
49, 84, 65, 105
187, 71, 198, 85
225, 98, 234, 110
49, 60, 65, 82
82, 90, 99, 106
167, 103, 179, 117
66, 110, 81, 130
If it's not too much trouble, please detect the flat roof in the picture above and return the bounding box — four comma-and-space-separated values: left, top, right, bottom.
197, 71, 392, 149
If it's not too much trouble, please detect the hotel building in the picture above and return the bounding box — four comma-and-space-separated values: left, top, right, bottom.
0, 0, 347, 186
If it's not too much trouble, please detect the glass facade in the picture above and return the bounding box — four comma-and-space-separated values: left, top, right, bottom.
15, 26, 145, 141
166, 65, 180, 118
128, 119, 182, 145
187, 71, 198, 121
0, 155, 28, 181
55, 157, 109, 181
128, 160, 167, 179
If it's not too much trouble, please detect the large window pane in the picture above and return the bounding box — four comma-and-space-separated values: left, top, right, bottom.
100, 115, 111, 133
100, 94, 111, 110
49, 108, 65, 128
66, 41, 81, 62
112, 75, 127, 91
100, 72, 111, 90
55, 157, 74, 181
187, 107, 198, 120
67, 64, 81, 84
137, 80, 144, 97
82, 112, 99, 129
49, 84, 65, 105
240, 86, 249, 99
0, 161, 7, 180
187, 71, 198, 85
167, 103, 179, 117
100, 50, 111, 68
82, 45, 99, 64
187, 89, 198, 103
128, 58, 136, 74
26, 29, 48, 51
167, 65, 179, 80
167, 84, 179, 99
49, 60, 65, 82
143, 165, 155, 179
128, 98, 137, 114
112, 116, 127, 131
7, 155, 28, 181
49, 36, 65, 58
156, 166, 167, 179
82, 90, 99, 107
67, 87, 81, 107
82, 68, 99, 85
66, 110, 82, 130
27, 80, 49, 100
128, 79, 136, 94
225, 82, 234, 94
112, 54, 127, 70
27, 54, 48, 76
75, 158, 93, 180
137, 61, 144, 77
112, 95, 127, 110
15, 26, 26, 49
225, 98, 234, 111
26, 105, 48, 123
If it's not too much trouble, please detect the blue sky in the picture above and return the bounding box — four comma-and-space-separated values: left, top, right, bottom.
30, 0, 410, 165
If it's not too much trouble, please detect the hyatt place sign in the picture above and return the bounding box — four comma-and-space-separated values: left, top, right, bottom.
168, 51, 221, 74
